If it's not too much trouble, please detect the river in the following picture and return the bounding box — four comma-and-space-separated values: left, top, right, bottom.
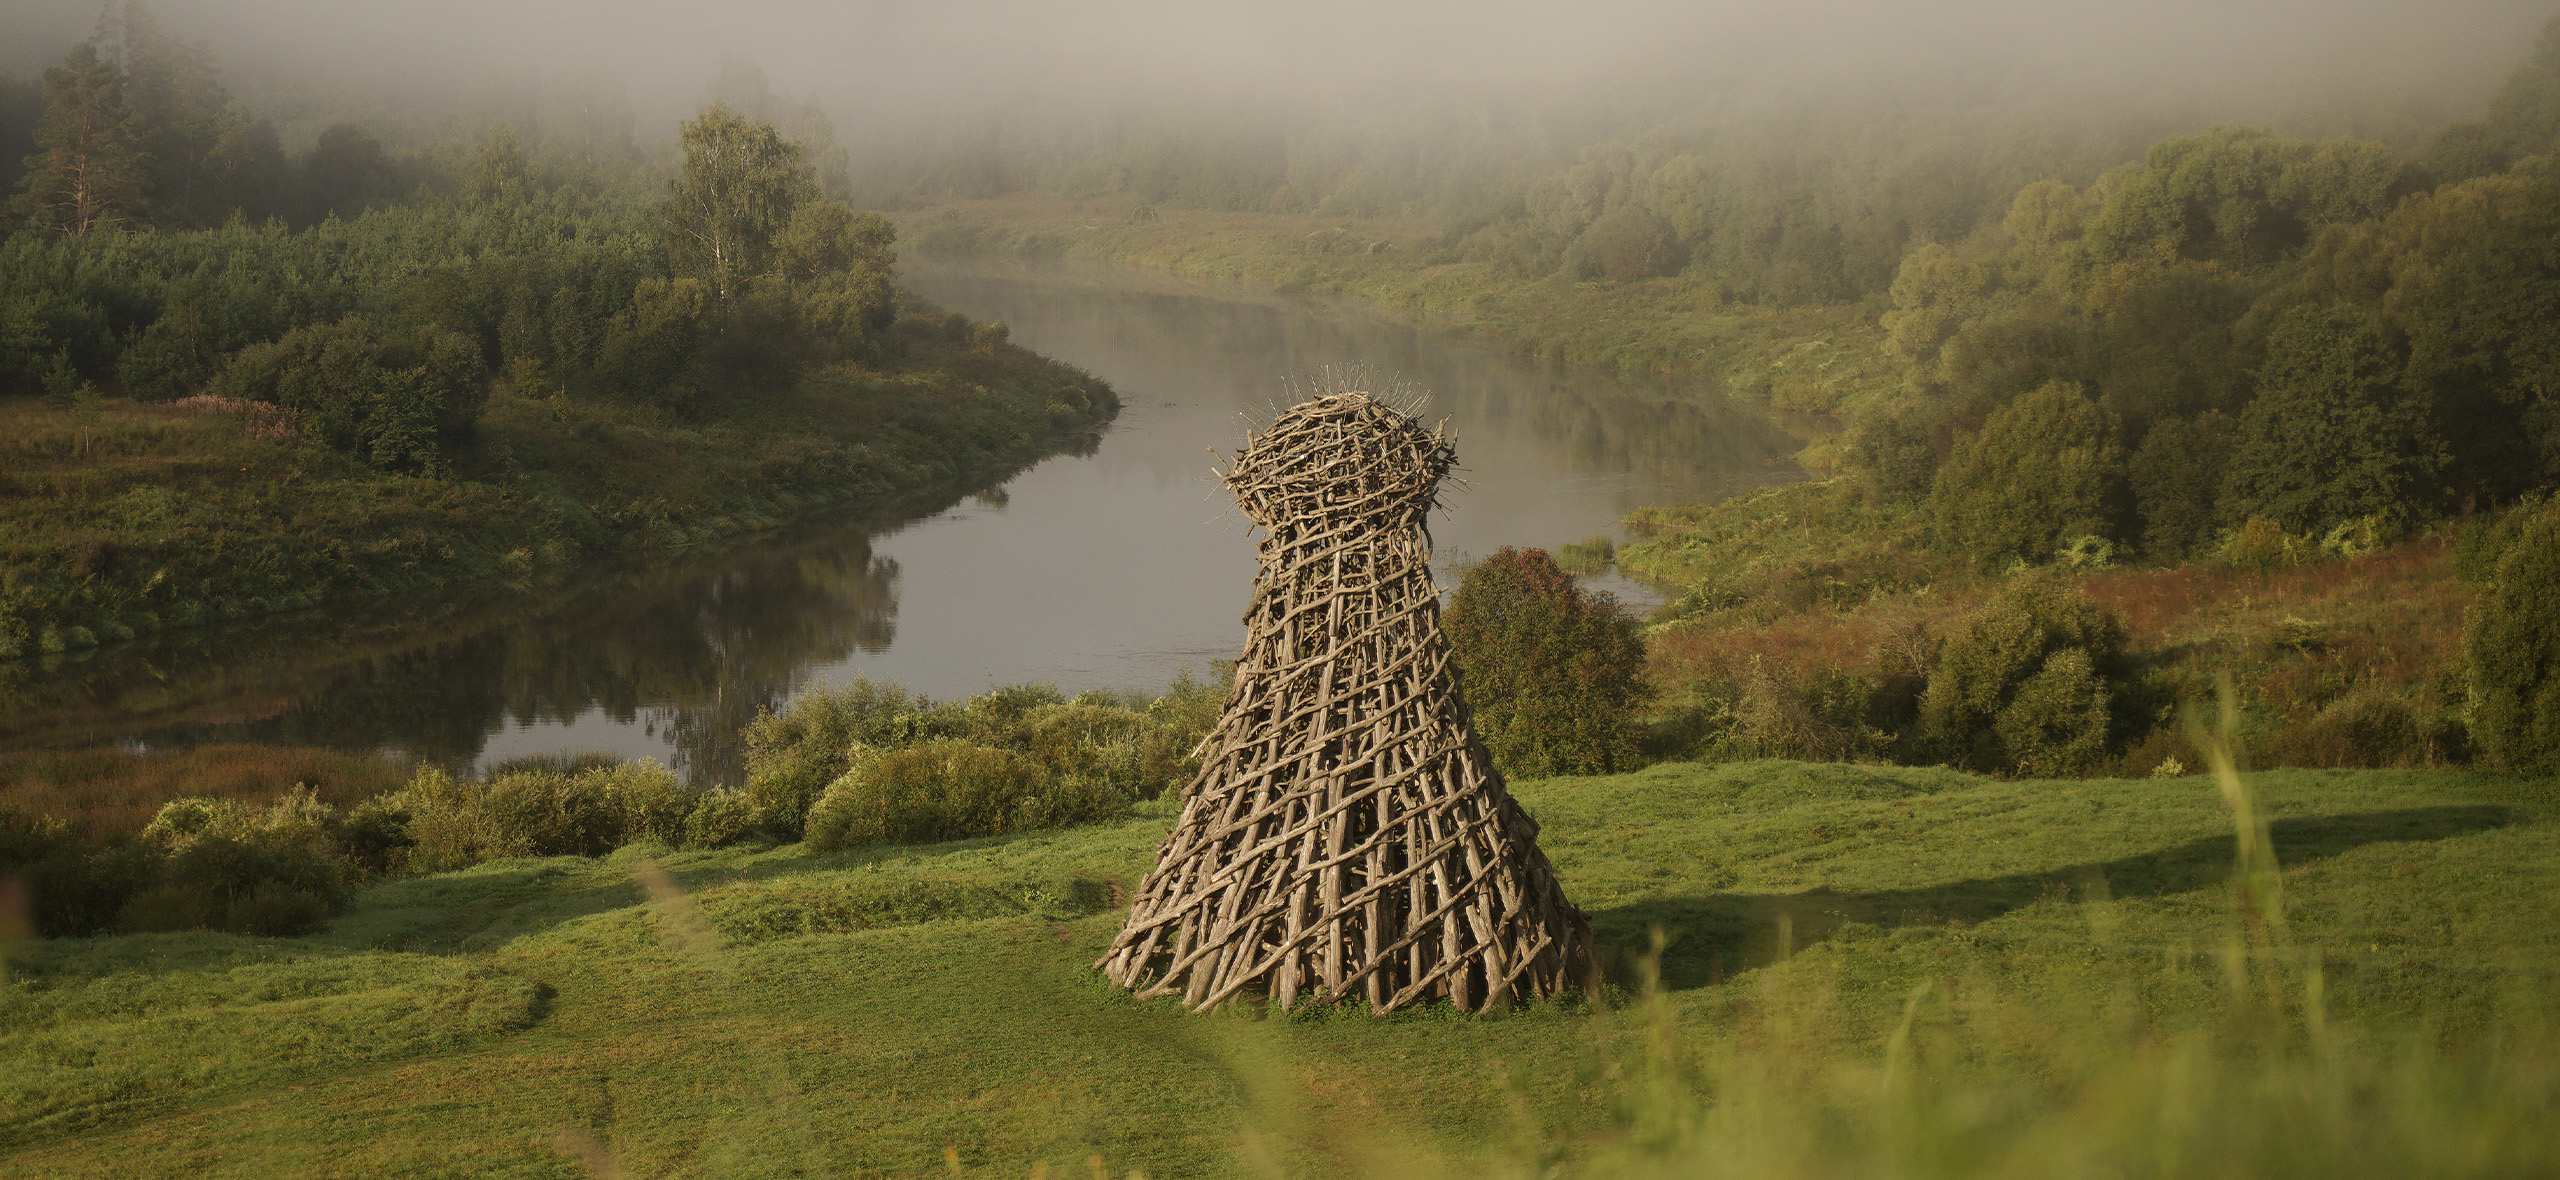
0, 258, 1809, 785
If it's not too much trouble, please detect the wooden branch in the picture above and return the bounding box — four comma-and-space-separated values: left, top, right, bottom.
1096, 392, 1595, 1013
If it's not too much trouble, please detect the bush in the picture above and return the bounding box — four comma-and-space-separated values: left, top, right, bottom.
2464, 498, 2560, 774
802, 740, 1128, 851
1993, 647, 2112, 777
393, 758, 747, 872
1932, 381, 2124, 569
211, 315, 489, 473
1919, 576, 2126, 774
113, 789, 355, 935
741, 677, 928, 837
2218, 517, 2314, 571
2261, 689, 2434, 768
1446, 547, 1650, 776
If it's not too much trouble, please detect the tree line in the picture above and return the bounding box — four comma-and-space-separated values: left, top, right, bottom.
1, 8, 901, 474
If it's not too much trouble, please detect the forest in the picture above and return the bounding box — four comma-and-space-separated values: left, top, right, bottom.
0, 5, 1115, 667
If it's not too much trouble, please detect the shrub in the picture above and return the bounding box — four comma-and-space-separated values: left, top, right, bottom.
1919, 576, 2126, 774
211, 315, 489, 473
1993, 647, 2112, 777
2262, 689, 2433, 768
1932, 381, 2124, 569
117, 789, 355, 935
391, 757, 742, 871
1446, 547, 1650, 776
803, 740, 1128, 851
1018, 702, 1152, 797
2217, 517, 2315, 571
2464, 499, 2560, 773
741, 677, 927, 837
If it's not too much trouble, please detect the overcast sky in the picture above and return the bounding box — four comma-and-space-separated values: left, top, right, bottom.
4, 0, 2552, 137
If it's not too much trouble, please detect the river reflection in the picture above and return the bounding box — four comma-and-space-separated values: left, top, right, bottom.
0, 258, 1808, 786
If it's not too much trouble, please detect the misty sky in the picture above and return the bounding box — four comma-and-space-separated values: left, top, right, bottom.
4, 1, 2554, 143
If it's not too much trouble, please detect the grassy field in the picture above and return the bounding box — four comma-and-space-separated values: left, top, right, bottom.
5, 758, 2552, 1177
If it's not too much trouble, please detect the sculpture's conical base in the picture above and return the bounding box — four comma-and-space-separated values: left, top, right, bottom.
1095, 393, 1593, 1012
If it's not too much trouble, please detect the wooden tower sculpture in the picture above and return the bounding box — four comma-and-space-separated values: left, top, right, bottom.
1096, 391, 1594, 1013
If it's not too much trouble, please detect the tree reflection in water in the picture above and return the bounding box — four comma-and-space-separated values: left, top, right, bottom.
1, 501, 916, 788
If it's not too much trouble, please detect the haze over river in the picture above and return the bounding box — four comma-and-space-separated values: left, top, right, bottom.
3, 259, 1808, 785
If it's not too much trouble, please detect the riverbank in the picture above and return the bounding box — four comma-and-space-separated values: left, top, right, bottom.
901, 195, 1898, 424
0, 305, 1117, 671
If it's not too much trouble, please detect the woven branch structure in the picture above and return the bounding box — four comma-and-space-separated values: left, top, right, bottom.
1097, 392, 1594, 1013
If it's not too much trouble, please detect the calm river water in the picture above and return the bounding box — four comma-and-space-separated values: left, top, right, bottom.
3, 258, 1807, 784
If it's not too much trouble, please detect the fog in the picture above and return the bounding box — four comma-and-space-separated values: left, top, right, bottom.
5, 0, 2553, 150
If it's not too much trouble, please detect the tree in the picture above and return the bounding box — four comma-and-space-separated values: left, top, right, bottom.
16, 42, 148, 236
468, 124, 529, 207
212, 317, 486, 473
1932, 380, 2123, 568
664, 104, 816, 301
96, 0, 237, 227
1579, 204, 1684, 281
2218, 303, 2447, 535
2421, 16, 2560, 183
1882, 243, 1994, 378
2128, 411, 2236, 561
2464, 498, 2560, 774
1445, 547, 1648, 776
302, 123, 398, 222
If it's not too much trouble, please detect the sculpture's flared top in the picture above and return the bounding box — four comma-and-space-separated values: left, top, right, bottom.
1222, 393, 1455, 529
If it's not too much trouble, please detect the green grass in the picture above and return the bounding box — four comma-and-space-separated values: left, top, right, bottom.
5, 760, 2553, 1176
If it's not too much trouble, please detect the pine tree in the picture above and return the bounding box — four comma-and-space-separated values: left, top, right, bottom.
16, 42, 148, 236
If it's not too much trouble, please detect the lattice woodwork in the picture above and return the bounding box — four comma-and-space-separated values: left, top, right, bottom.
1096, 392, 1594, 1012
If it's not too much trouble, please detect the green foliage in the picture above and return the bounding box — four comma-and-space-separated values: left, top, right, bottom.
1918, 575, 2125, 773
1577, 204, 1684, 281
740, 677, 930, 836
210, 315, 487, 472
394, 759, 749, 873
12, 42, 147, 237
1446, 546, 1649, 775
1554, 536, 1617, 577
1931, 380, 2122, 568
664, 104, 818, 301
2463, 498, 2560, 774
802, 739, 1127, 851
2218, 304, 2447, 535
2075, 126, 2399, 276
742, 674, 1221, 840
2422, 17, 2560, 183
2127, 411, 2235, 560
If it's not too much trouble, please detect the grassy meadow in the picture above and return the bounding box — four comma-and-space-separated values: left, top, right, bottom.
6, 758, 2553, 1177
